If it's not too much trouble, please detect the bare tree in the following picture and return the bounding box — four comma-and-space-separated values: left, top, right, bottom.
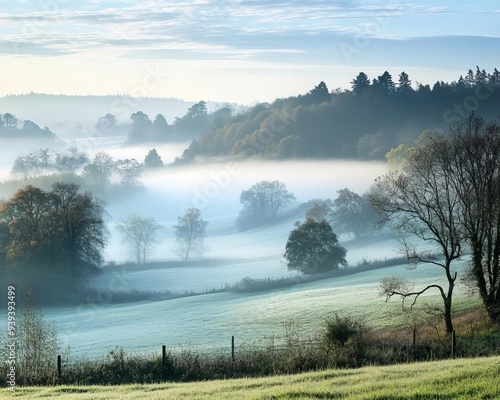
83, 151, 115, 187
11, 149, 53, 179
174, 208, 208, 261
373, 132, 462, 334
117, 216, 162, 264
447, 115, 500, 322
55, 147, 89, 173
116, 158, 143, 188
377, 115, 500, 327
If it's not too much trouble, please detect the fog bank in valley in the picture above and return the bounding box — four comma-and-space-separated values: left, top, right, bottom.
104, 158, 387, 263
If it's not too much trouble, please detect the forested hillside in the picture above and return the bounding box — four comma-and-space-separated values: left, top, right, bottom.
177, 67, 500, 161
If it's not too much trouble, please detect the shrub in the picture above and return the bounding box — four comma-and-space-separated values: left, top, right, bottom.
321, 314, 369, 367
0, 293, 64, 386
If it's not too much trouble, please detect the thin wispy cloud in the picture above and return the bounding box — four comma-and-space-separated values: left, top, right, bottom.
0, 0, 498, 103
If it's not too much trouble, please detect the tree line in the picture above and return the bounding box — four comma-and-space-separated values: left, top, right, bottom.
8, 147, 168, 198
95, 101, 234, 144
175, 66, 500, 162
0, 113, 55, 142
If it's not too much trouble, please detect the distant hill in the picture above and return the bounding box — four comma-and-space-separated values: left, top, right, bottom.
176, 67, 500, 162
0, 93, 228, 135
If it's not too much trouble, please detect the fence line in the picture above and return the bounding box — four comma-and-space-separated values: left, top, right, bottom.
51, 330, 461, 383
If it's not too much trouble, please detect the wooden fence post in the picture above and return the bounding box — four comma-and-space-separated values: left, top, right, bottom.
57, 355, 62, 383
162, 345, 167, 380
231, 336, 235, 361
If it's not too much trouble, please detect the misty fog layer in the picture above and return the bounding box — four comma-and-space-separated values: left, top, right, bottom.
102, 159, 387, 262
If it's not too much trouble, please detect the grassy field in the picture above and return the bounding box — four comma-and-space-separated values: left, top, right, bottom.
1, 254, 478, 359
29, 257, 478, 359
3, 356, 500, 399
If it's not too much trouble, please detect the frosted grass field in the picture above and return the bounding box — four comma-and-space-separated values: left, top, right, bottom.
44, 256, 473, 359
42, 226, 471, 360
0, 156, 476, 361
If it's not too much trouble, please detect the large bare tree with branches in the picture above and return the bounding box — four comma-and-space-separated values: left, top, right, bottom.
448, 115, 500, 322
373, 132, 462, 334
375, 115, 500, 331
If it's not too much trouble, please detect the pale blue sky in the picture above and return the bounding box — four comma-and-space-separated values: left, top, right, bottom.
1, 0, 499, 103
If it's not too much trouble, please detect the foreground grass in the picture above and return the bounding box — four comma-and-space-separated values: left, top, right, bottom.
4, 356, 500, 399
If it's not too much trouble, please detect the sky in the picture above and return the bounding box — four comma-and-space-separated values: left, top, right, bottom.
0, 0, 499, 104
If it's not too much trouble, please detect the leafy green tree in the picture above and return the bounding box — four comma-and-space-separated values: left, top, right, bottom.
0, 183, 107, 288
489, 68, 500, 86
173, 68, 500, 163
475, 66, 488, 85
397, 71, 412, 92
117, 215, 162, 264
308, 81, 330, 104
2, 113, 18, 128
174, 208, 208, 261
174, 101, 208, 135
144, 148, 163, 168
210, 106, 232, 129
49, 182, 107, 280
129, 111, 152, 142
465, 69, 475, 87
152, 114, 170, 137
96, 113, 117, 134
22, 120, 41, 134
377, 71, 396, 94
351, 72, 370, 95
284, 218, 347, 274
187, 101, 208, 119
0, 185, 52, 267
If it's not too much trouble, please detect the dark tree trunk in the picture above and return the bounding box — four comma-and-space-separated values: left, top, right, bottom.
444, 297, 454, 334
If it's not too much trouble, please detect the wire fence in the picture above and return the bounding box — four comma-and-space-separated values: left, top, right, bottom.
2, 328, 477, 388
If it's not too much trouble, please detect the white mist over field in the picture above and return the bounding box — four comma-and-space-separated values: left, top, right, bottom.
102, 157, 387, 264
141, 159, 386, 217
